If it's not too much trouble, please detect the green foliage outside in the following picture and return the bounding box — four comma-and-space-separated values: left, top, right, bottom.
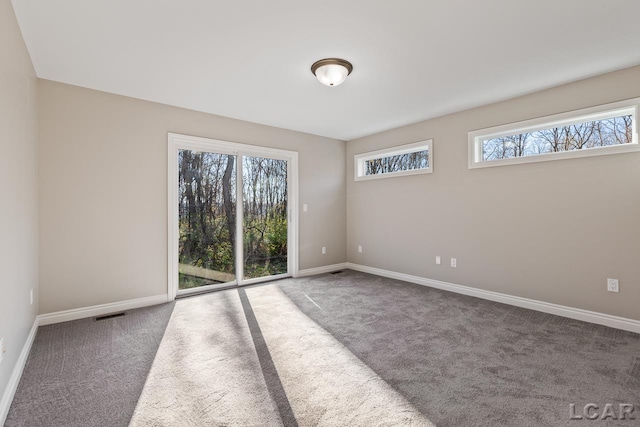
243, 209, 288, 278
178, 150, 288, 289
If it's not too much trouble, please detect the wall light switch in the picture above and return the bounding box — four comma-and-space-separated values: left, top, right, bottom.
322, 246, 327, 255
303, 204, 308, 212
436, 256, 441, 265
30, 289, 34, 305
450, 258, 457, 268
607, 278, 619, 293
358, 245, 362, 253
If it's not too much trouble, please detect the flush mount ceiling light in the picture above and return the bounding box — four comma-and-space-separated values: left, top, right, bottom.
311, 58, 353, 87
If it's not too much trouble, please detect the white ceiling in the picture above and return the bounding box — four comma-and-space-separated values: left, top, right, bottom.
12, 0, 640, 141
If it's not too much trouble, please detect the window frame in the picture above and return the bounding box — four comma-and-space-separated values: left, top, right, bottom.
354, 139, 433, 181
468, 98, 640, 169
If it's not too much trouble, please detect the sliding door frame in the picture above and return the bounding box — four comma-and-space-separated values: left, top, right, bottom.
167, 132, 299, 301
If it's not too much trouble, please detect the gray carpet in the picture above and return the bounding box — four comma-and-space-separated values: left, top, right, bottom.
128, 286, 285, 426
5, 302, 175, 427
129, 282, 432, 426
277, 271, 640, 426
5, 270, 640, 426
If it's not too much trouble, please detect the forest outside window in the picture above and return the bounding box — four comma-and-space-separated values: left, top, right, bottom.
468, 98, 639, 169
354, 140, 433, 181
167, 133, 298, 298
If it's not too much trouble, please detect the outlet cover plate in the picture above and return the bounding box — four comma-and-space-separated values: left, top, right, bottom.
607, 278, 619, 293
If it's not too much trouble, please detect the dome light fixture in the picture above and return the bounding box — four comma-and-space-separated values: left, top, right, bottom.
311, 58, 353, 87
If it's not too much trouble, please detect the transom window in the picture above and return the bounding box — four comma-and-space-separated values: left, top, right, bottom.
468, 99, 639, 169
354, 140, 433, 181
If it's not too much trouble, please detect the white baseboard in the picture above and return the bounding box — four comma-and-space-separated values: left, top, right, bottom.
38, 294, 169, 326
0, 316, 39, 426
296, 263, 348, 278
346, 263, 640, 334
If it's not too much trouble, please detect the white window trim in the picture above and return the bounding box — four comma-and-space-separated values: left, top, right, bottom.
468, 98, 640, 169
167, 132, 299, 301
354, 139, 433, 181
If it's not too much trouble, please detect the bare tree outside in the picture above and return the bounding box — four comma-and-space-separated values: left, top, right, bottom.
242, 156, 288, 279
178, 151, 237, 289
365, 150, 429, 176
482, 115, 633, 161
177, 150, 288, 289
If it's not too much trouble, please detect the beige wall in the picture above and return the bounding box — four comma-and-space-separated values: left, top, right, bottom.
25, 31, 640, 323
38, 80, 346, 314
347, 65, 640, 321
0, 0, 39, 409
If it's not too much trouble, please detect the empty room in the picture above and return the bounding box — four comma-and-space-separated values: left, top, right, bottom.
1, 0, 639, 426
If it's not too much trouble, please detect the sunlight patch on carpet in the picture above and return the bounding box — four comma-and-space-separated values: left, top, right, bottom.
130, 283, 434, 426
129, 291, 282, 426
246, 285, 434, 426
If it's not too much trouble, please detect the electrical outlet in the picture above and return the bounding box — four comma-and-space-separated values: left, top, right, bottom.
30, 289, 34, 305
0, 337, 4, 365
607, 278, 619, 293
435, 256, 441, 265
303, 204, 308, 212
322, 246, 327, 255
358, 245, 362, 253
451, 258, 457, 268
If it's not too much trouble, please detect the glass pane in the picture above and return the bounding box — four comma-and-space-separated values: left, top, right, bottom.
365, 150, 429, 176
482, 114, 634, 161
178, 150, 236, 290
242, 156, 288, 279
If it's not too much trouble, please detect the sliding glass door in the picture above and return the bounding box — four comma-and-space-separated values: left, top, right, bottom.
169, 134, 297, 297
242, 156, 288, 280
177, 150, 237, 292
